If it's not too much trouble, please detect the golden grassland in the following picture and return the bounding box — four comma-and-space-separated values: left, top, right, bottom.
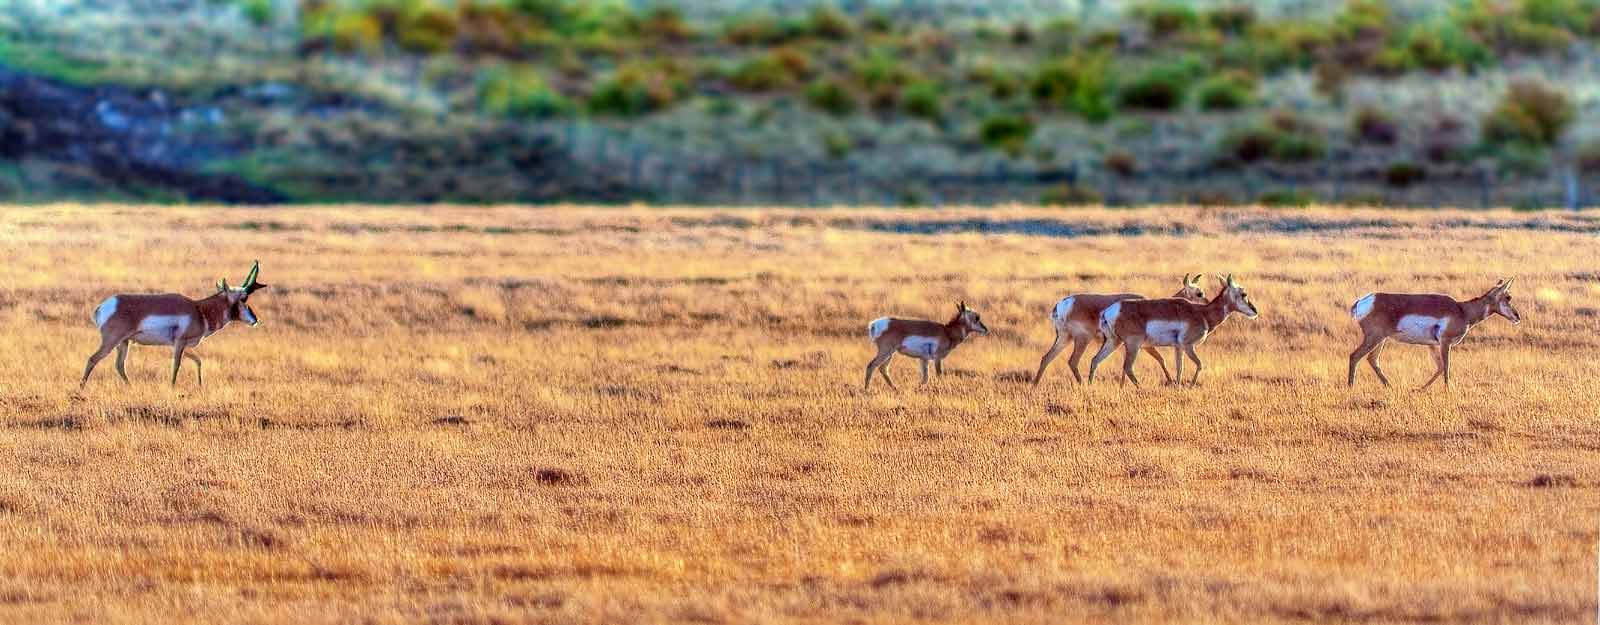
0, 205, 1598, 624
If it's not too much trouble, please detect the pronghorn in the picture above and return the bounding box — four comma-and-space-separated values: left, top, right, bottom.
1032, 274, 1207, 386
864, 301, 989, 390
1088, 274, 1259, 386
1347, 279, 1521, 389
80, 261, 269, 388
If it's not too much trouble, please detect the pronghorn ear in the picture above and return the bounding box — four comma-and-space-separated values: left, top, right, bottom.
217, 278, 229, 293
1226, 273, 1236, 288
1182, 273, 1191, 285
957, 300, 967, 312
1499, 277, 1514, 292
1213, 274, 1227, 289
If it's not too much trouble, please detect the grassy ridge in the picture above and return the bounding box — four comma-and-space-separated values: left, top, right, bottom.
2, 1, 1600, 203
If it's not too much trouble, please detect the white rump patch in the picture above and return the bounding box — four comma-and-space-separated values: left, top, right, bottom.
1395, 314, 1448, 345
1051, 297, 1075, 322
1351, 293, 1376, 321
1099, 301, 1123, 336
93, 296, 118, 328
898, 336, 941, 359
132, 315, 191, 346
868, 317, 890, 340
1144, 320, 1189, 346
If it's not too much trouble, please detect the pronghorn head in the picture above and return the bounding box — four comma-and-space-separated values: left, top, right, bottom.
216, 261, 269, 327
1214, 274, 1258, 319
954, 301, 989, 336
1486, 278, 1520, 325
1175, 273, 1206, 303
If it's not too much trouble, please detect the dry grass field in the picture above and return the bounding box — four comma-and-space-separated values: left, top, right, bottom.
0, 205, 1598, 624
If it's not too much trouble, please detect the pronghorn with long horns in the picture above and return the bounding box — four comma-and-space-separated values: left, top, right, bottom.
80, 261, 269, 388
1346, 279, 1521, 389
1032, 274, 1207, 386
864, 301, 989, 390
1088, 274, 1259, 386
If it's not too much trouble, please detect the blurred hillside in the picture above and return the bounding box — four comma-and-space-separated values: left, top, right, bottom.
2, 0, 1600, 206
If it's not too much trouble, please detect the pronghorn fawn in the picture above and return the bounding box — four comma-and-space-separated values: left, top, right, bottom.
864, 301, 989, 390
1347, 279, 1521, 390
1088, 274, 1259, 387
1032, 274, 1207, 386
80, 261, 269, 388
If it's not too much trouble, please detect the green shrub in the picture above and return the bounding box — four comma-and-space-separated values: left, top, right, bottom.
806, 6, 853, 40
1104, 151, 1138, 177
980, 114, 1034, 155
1519, 0, 1597, 32
1204, 5, 1256, 34
1384, 161, 1427, 187
240, 0, 274, 26
1257, 189, 1313, 207
1220, 116, 1326, 164
1117, 58, 1202, 111
1483, 80, 1574, 145
1134, 2, 1199, 38
1403, 20, 1491, 71
638, 6, 696, 42
729, 55, 791, 91
823, 130, 853, 159
1352, 106, 1399, 144
1040, 184, 1102, 206
901, 81, 943, 120
1194, 71, 1256, 111
852, 52, 911, 90
396, 4, 458, 54
589, 67, 680, 116
330, 11, 384, 53
723, 12, 801, 46
805, 80, 857, 116
478, 65, 572, 118
1030, 53, 1114, 122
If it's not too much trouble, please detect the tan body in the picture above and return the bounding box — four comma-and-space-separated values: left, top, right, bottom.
1088, 275, 1259, 387
864, 303, 989, 390
1347, 281, 1520, 389
80, 262, 267, 388
1032, 276, 1206, 386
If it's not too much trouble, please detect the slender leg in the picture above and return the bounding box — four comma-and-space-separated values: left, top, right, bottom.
1065, 336, 1090, 385
1087, 335, 1119, 383
1121, 337, 1144, 387
1419, 346, 1445, 390
1144, 346, 1174, 383
1440, 342, 1452, 388
1347, 334, 1384, 387
920, 360, 929, 385
184, 351, 203, 386
1172, 344, 1183, 386
1364, 340, 1390, 387
935, 360, 943, 377
878, 354, 896, 389
1033, 331, 1068, 386
80, 331, 134, 389
170, 343, 187, 386
114, 341, 131, 383
864, 348, 891, 390
1184, 344, 1203, 385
